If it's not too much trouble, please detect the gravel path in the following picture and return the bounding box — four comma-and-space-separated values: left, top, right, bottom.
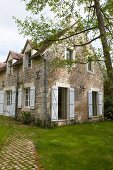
0, 136, 38, 170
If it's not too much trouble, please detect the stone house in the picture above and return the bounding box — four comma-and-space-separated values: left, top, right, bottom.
0, 35, 103, 124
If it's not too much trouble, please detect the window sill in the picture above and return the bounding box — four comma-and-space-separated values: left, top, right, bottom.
6, 73, 13, 76
87, 70, 94, 74
24, 67, 32, 70
21, 106, 35, 111
21, 107, 30, 112
88, 116, 99, 119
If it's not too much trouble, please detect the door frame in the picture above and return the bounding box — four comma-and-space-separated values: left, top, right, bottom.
88, 88, 103, 117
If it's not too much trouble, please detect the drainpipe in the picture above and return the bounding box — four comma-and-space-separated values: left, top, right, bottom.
42, 55, 47, 115
15, 67, 19, 119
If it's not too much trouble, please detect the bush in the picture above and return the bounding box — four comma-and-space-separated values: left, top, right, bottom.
35, 115, 56, 128
104, 97, 113, 120
21, 112, 31, 124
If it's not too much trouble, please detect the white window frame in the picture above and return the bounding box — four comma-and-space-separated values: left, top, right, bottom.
66, 48, 73, 60
65, 47, 75, 60
7, 60, 13, 75
23, 51, 32, 69
27, 51, 32, 68
6, 90, 12, 105
87, 57, 94, 74
24, 88, 30, 107
88, 88, 103, 117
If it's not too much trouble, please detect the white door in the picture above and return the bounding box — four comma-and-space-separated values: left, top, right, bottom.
5, 89, 16, 117
0, 91, 4, 115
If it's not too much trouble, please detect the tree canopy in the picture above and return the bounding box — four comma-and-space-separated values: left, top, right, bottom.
15, 0, 113, 98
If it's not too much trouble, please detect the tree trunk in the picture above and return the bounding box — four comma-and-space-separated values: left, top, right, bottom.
94, 0, 113, 98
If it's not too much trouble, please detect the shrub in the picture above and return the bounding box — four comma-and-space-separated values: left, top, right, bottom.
104, 97, 113, 120
35, 115, 56, 128
21, 112, 31, 124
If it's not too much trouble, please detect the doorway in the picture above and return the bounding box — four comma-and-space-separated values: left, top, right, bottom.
58, 87, 67, 119
92, 91, 98, 116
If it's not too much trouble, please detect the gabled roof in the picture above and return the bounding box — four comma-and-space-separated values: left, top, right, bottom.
21, 39, 39, 54
5, 51, 23, 63
0, 62, 6, 72
0, 23, 76, 70
31, 25, 75, 59
12, 58, 23, 66
0, 62, 5, 68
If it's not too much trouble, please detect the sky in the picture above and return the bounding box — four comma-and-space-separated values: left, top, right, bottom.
0, 0, 102, 63
0, 0, 29, 62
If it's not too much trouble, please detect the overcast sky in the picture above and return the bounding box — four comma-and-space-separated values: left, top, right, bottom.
0, 0, 29, 62
0, 0, 101, 63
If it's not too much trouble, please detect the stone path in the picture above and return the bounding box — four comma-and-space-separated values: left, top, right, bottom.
0, 137, 38, 170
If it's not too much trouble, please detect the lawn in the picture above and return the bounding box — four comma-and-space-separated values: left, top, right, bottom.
0, 116, 113, 170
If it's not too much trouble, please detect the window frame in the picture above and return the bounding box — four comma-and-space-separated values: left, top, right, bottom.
24, 88, 30, 107
24, 51, 32, 69
27, 52, 32, 68
7, 60, 13, 75
66, 48, 73, 60
87, 57, 94, 73
6, 90, 12, 105
65, 48, 74, 60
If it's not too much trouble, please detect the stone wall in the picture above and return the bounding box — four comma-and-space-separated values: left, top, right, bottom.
0, 37, 103, 123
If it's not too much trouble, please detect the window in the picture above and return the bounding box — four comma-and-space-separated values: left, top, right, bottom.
24, 51, 32, 69
23, 86, 35, 109
6, 91, 12, 105
25, 88, 30, 106
27, 52, 32, 68
7, 60, 12, 74
65, 48, 73, 60
87, 57, 93, 72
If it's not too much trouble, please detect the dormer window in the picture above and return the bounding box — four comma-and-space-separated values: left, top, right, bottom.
65, 48, 73, 60
87, 57, 94, 73
28, 56, 32, 68
24, 51, 32, 69
7, 60, 12, 74
88, 60, 92, 71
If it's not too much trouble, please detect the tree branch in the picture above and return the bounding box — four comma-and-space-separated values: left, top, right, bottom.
74, 35, 100, 47
48, 26, 97, 41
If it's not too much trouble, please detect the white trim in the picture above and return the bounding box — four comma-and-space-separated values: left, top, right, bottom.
7, 59, 13, 75
86, 58, 94, 74
23, 50, 32, 70
88, 89, 103, 117
51, 86, 58, 121
64, 47, 74, 60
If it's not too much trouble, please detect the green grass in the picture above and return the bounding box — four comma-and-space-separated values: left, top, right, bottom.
0, 116, 113, 170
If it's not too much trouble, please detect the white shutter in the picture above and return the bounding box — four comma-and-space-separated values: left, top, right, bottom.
98, 92, 103, 115
69, 88, 75, 119
30, 86, 35, 109
18, 88, 22, 108
88, 91, 93, 117
0, 91, 4, 114
51, 86, 58, 121
64, 47, 67, 59
73, 50, 75, 60
12, 89, 16, 116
